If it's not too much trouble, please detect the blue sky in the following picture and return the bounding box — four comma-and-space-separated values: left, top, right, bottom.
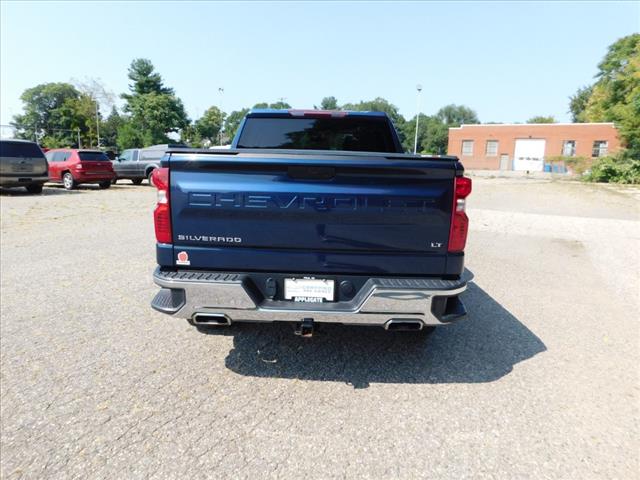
1, 1, 638, 125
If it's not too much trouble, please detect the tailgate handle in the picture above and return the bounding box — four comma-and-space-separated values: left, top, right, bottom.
287, 166, 335, 180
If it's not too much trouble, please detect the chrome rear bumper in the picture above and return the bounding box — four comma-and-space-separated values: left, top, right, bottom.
151, 267, 470, 327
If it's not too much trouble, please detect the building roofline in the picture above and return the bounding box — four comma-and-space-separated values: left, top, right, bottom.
449, 122, 616, 130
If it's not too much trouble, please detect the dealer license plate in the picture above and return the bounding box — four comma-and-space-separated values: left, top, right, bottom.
284, 278, 335, 303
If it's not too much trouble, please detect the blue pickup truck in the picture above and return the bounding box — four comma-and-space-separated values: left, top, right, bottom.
150, 109, 472, 336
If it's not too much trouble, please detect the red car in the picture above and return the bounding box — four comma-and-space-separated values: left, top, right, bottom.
45, 149, 115, 190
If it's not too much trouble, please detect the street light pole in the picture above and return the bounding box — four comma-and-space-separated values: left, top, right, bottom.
414, 84, 423, 154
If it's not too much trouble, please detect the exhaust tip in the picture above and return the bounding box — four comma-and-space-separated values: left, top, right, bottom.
385, 319, 424, 331
192, 313, 231, 326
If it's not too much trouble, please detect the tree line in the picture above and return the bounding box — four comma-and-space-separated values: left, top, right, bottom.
10, 58, 481, 154
568, 33, 639, 160
10, 33, 637, 162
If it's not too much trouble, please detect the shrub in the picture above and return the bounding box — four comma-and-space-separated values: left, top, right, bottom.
546, 155, 592, 175
584, 153, 640, 184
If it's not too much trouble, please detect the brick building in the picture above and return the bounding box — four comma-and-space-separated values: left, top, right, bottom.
447, 123, 621, 172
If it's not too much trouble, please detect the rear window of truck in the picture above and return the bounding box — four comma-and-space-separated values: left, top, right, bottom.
0, 141, 45, 158
236, 116, 398, 153
78, 151, 109, 161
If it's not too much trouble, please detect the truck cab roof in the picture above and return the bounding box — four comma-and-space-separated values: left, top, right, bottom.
247, 109, 390, 118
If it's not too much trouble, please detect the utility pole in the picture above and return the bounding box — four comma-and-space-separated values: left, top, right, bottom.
77, 128, 81, 148
95, 99, 101, 148
414, 84, 423, 154
218, 87, 224, 145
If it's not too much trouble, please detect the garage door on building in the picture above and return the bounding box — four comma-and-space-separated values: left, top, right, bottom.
513, 139, 546, 172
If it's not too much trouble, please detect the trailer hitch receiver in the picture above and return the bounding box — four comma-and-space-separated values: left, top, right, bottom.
295, 318, 314, 337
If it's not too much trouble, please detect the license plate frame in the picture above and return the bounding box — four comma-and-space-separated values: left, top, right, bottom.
284, 278, 335, 302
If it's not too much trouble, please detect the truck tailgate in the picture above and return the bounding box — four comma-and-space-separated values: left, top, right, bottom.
166, 150, 459, 275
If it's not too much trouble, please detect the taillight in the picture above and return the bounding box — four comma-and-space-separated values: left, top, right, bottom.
448, 176, 472, 253
152, 168, 172, 244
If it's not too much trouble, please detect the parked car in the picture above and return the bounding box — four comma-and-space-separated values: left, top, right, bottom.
0, 139, 49, 193
45, 149, 115, 190
151, 110, 471, 337
112, 144, 186, 185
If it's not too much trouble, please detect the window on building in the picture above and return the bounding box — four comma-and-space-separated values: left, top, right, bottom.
562, 140, 576, 157
485, 140, 498, 156
592, 140, 608, 157
461, 140, 474, 156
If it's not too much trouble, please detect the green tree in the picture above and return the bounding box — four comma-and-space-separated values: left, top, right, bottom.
401, 116, 421, 153
341, 97, 406, 145
70, 93, 102, 147
315, 96, 339, 110
180, 123, 201, 147
123, 58, 173, 98
119, 59, 189, 148
73, 78, 118, 148
223, 108, 250, 143
402, 104, 480, 154
195, 106, 225, 145
267, 101, 292, 110
342, 97, 404, 124
526, 115, 556, 123
435, 104, 479, 125
120, 92, 189, 148
252, 101, 292, 110
116, 120, 144, 149
11, 82, 88, 147
578, 34, 640, 157
402, 115, 449, 154
101, 107, 124, 149
568, 86, 593, 122
420, 117, 449, 154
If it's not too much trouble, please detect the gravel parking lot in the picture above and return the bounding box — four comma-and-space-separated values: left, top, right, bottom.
1, 178, 638, 479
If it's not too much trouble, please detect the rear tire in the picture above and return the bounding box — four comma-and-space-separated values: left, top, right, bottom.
132, 178, 143, 185
147, 170, 155, 186
112, 178, 118, 185
25, 184, 43, 194
99, 181, 111, 189
62, 172, 76, 190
